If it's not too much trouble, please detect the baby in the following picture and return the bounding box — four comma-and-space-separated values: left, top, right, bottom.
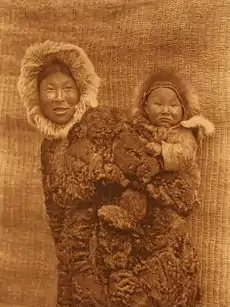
98, 68, 207, 222
100, 68, 215, 233
128, 68, 214, 215
97, 69, 215, 306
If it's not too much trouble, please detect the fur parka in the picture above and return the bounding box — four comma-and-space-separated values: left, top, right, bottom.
17, 41, 103, 306
48, 106, 202, 307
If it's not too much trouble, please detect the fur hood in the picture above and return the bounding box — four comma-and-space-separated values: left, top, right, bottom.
132, 68, 214, 138
17, 40, 100, 139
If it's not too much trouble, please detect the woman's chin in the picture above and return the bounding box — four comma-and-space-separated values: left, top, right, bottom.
47, 113, 75, 125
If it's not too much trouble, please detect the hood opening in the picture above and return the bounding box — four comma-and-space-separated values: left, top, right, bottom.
17, 40, 100, 139
37, 59, 74, 86
132, 67, 201, 121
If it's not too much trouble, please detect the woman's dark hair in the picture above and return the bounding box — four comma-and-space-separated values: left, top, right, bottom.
37, 59, 73, 85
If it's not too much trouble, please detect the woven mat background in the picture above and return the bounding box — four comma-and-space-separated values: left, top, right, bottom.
0, 1, 229, 306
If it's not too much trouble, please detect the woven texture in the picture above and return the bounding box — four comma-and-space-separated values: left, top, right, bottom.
0, 0, 229, 306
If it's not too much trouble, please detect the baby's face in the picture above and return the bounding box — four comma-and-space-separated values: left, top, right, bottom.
39, 71, 80, 124
144, 87, 183, 127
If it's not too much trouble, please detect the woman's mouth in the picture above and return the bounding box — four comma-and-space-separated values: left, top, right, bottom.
53, 107, 69, 115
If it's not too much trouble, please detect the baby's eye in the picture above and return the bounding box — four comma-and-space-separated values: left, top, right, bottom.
152, 101, 161, 106
46, 88, 54, 92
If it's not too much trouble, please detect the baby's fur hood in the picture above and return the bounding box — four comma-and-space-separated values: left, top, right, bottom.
132, 68, 214, 138
17, 40, 100, 139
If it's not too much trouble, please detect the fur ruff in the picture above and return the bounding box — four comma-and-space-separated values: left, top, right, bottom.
181, 115, 215, 136
17, 40, 100, 139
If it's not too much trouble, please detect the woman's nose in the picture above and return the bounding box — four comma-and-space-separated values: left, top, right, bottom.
54, 89, 65, 101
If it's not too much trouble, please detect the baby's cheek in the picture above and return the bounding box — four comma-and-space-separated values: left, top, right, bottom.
150, 105, 160, 114
172, 107, 182, 118
177, 106, 183, 116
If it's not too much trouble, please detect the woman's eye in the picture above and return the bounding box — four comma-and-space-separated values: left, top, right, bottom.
65, 87, 74, 91
46, 88, 54, 92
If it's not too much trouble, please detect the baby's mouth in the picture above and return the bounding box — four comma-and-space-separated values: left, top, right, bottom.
159, 117, 171, 121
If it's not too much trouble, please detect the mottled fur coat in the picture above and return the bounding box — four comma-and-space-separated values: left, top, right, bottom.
18, 42, 214, 307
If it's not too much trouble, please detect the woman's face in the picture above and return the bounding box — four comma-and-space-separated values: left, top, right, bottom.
39, 71, 80, 124
144, 87, 183, 127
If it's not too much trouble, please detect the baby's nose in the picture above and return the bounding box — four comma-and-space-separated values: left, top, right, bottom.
161, 105, 170, 113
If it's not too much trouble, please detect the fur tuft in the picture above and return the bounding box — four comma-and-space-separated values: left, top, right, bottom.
180, 116, 215, 136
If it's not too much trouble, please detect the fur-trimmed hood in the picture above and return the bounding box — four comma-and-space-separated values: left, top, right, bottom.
132, 68, 214, 138
17, 40, 100, 139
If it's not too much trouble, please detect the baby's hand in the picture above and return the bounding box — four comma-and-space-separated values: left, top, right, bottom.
145, 142, 162, 156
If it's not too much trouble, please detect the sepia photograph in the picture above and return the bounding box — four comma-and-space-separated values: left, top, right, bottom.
0, 0, 229, 306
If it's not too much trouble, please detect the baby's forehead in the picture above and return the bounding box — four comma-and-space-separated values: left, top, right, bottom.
148, 87, 179, 99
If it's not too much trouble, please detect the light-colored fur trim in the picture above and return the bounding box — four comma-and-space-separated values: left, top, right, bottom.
17, 40, 100, 139
181, 115, 215, 136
